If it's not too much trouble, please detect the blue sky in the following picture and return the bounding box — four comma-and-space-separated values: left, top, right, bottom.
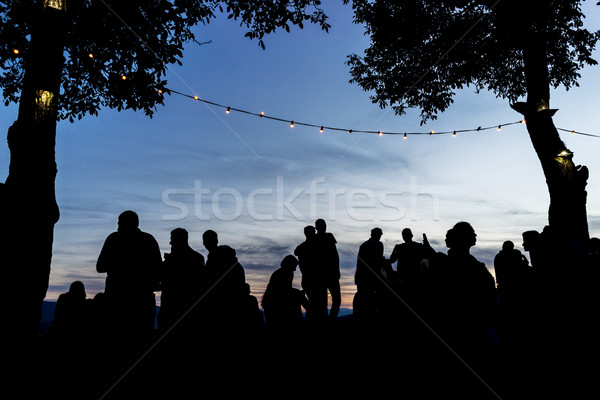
2, 2, 600, 308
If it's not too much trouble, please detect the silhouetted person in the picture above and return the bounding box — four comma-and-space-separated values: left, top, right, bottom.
494, 241, 530, 293
423, 223, 498, 398
240, 283, 264, 336
49, 281, 90, 340
202, 230, 246, 333
202, 230, 246, 291
261, 255, 308, 335
493, 240, 533, 353
295, 225, 327, 325
158, 228, 205, 334
354, 228, 387, 323
313, 219, 341, 322
96, 210, 161, 338
427, 222, 497, 362
390, 228, 432, 285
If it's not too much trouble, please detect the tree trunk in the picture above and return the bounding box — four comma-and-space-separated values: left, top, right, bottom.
1, 1, 67, 337
513, 104, 590, 246
511, 0, 589, 247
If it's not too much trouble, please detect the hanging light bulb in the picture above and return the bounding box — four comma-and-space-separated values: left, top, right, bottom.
403, 133, 407, 140
194, 95, 199, 100
260, 111, 264, 117
557, 149, 573, 158
290, 121, 294, 128
378, 131, 383, 136
13, 49, 19, 55
521, 119, 526, 124
452, 131, 457, 137
348, 129, 352, 134
430, 130, 434, 135
319, 126, 324, 133
121, 75, 127, 80
497, 125, 502, 131
226, 107, 231, 114
88, 53, 94, 59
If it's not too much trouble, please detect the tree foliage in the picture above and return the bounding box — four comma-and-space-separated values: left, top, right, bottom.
0, 0, 330, 121
345, 0, 600, 122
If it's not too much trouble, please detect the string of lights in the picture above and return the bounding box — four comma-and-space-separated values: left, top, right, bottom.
163, 87, 600, 139
9, 46, 600, 139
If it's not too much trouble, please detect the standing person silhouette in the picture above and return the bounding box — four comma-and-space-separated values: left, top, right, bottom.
158, 228, 205, 335
354, 228, 386, 323
493, 240, 532, 354
426, 222, 497, 398
202, 230, 246, 334
202, 230, 246, 295
313, 219, 341, 323
389, 228, 434, 315
96, 210, 161, 339
390, 228, 429, 285
428, 222, 496, 350
295, 225, 327, 325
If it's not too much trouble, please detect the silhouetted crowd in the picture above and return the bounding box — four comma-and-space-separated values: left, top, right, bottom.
42, 210, 599, 399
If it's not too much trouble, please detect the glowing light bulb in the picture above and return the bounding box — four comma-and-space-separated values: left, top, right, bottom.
348, 129, 352, 134
521, 119, 526, 124
260, 111, 264, 117
557, 150, 572, 157
13, 49, 19, 55
290, 121, 294, 128
157, 89, 163, 94
320, 126, 324, 133
88, 53, 94, 59
572, 130, 576, 135
121, 75, 127, 80
226, 107, 231, 114
497, 125, 502, 131
403, 133, 407, 140
378, 131, 383, 136
194, 95, 199, 100
452, 131, 457, 137
430, 130, 434, 135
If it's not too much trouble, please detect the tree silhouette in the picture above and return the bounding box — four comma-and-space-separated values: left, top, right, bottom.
0, 0, 330, 337
345, 0, 599, 245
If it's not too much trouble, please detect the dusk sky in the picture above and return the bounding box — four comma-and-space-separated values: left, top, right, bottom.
2, 2, 600, 309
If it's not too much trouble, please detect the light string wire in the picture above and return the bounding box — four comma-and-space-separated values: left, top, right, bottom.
165, 88, 600, 139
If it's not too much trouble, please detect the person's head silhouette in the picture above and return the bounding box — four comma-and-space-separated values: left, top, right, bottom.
281, 255, 299, 271
522, 230, 540, 251
69, 280, 86, 300
402, 228, 413, 243
118, 210, 139, 233
502, 240, 515, 252
449, 221, 477, 252
304, 225, 316, 239
315, 219, 327, 234
371, 227, 383, 240
170, 228, 189, 251
202, 230, 219, 252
